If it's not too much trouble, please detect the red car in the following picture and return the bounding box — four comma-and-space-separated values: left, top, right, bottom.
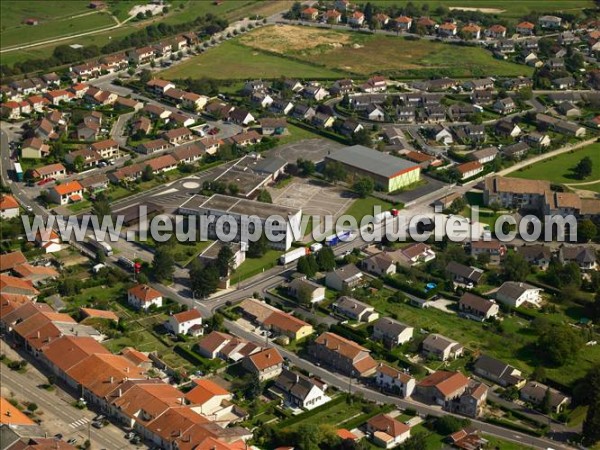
208, 127, 220, 135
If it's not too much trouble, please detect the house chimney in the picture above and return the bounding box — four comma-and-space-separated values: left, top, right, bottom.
109, 376, 114, 383
118, 388, 122, 397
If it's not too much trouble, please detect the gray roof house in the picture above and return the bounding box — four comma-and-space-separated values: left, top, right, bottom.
520, 381, 570, 413
495, 282, 543, 308
288, 278, 326, 304
473, 355, 525, 388
272, 368, 330, 410
422, 334, 463, 361
458, 293, 500, 321
333, 296, 379, 323
325, 264, 364, 291
558, 245, 597, 271
372, 317, 414, 347
446, 261, 484, 286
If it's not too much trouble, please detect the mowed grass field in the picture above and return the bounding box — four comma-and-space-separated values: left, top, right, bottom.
367, 0, 594, 18
161, 40, 349, 80
163, 25, 530, 80
510, 144, 600, 184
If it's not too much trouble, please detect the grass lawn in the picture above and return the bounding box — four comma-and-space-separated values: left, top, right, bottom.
574, 181, 600, 193
510, 144, 600, 184
343, 196, 396, 223
1, 11, 115, 49
233, 249, 282, 282
482, 435, 535, 449
161, 40, 348, 80
238, 25, 531, 78
63, 283, 127, 312
277, 124, 323, 145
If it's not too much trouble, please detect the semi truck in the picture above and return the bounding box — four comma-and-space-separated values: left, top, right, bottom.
279, 247, 309, 265
325, 230, 352, 247
86, 235, 114, 256
13, 162, 23, 182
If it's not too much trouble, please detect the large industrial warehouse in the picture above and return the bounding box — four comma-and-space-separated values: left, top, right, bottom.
325, 145, 421, 192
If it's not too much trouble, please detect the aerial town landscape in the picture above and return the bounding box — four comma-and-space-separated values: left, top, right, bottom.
1, 1, 600, 450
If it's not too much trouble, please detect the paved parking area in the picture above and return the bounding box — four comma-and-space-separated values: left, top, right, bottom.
267, 138, 344, 163
270, 178, 355, 221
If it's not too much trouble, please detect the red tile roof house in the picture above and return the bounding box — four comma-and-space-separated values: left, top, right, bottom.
27, 95, 49, 112
308, 331, 378, 377
185, 379, 233, 416
366, 413, 411, 448
47, 181, 84, 206
242, 347, 284, 381
146, 154, 178, 174
147, 78, 176, 95
416, 370, 470, 406
137, 138, 172, 154
163, 127, 193, 145
167, 309, 203, 336
44, 89, 73, 106
470, 240, 506, 264
0, 195, 20, 219
89, 138, 119, 160
0, 251, 27, 273
32, 163, 67, 180
1, 101, 22, 120
455, 161, 484, 180
301, 7, 319, 21
127, 284, 163, 310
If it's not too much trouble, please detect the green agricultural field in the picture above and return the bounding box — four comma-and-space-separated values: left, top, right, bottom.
510, 144, 600, 184
0, 1, 89, 31
161, 40, 349, 80
367, 0, 594, 18
1, 8, 115, 49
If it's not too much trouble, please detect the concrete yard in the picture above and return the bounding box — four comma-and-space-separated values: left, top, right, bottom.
269, 178, 356, 234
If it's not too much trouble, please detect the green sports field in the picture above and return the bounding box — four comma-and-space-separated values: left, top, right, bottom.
510, 144, 600, 184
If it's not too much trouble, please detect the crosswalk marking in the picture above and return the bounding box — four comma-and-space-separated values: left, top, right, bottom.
69, 418, 90, 428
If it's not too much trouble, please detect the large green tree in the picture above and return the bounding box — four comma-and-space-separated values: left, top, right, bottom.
501, 252, 530, 281
316, 246, 336, 271
152, 245, 175, 281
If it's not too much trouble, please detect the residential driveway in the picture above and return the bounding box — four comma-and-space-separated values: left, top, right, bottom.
427, 298, 456, 315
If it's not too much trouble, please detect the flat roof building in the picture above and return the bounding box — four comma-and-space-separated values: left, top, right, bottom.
325, 145, 420, 192
179, 194, 302, 250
